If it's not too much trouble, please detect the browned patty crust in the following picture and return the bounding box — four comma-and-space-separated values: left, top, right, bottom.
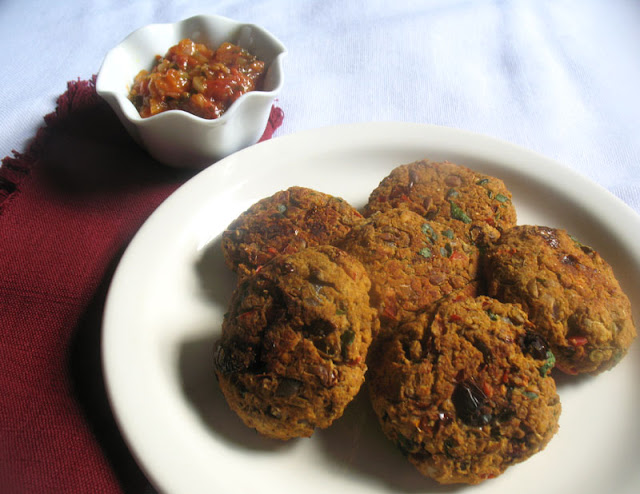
222, 186, 363, 280
364, 160, 516, 246
484, 225, 637, 375
336, 208, 479, 329
214, 245, 377, 440
368, 296, 561, 484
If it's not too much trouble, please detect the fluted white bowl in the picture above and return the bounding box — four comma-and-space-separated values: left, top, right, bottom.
96, 15, 286, 169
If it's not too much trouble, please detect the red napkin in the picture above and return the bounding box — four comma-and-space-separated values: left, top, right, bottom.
0, 76, 283, 494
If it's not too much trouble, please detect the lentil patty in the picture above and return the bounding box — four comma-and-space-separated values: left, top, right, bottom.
214, 245, 376, 440
368, 296, 561, 484
336, 208, 479, 329
222, 186, 363, 280
364, 160, 516, 246
484, 225, 636, 374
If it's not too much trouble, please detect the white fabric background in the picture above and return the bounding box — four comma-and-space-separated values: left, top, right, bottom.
1, 0, 638, 213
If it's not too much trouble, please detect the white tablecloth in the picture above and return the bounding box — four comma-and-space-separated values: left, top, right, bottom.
1, 0, 639, 213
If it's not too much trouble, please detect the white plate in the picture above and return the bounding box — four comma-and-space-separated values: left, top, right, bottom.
103, 122, 640, 494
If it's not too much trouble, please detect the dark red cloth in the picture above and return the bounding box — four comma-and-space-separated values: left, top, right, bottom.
0, 77, 283, 494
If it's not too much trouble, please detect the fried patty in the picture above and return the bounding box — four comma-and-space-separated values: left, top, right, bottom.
214, 245, 377, 440
336, 208, 479, 329
368, 296, 561, 484
364, 160, 516, 246
484, 225, 637, 374
222, 186, 363, 280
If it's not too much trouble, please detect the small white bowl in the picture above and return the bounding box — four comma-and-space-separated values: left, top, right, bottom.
96, 15, 286, 169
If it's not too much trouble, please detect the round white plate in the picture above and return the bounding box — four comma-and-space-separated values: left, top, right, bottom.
103, 122, 640, 494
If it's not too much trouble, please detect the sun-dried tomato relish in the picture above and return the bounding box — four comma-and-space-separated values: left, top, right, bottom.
128, 38, 265, 119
